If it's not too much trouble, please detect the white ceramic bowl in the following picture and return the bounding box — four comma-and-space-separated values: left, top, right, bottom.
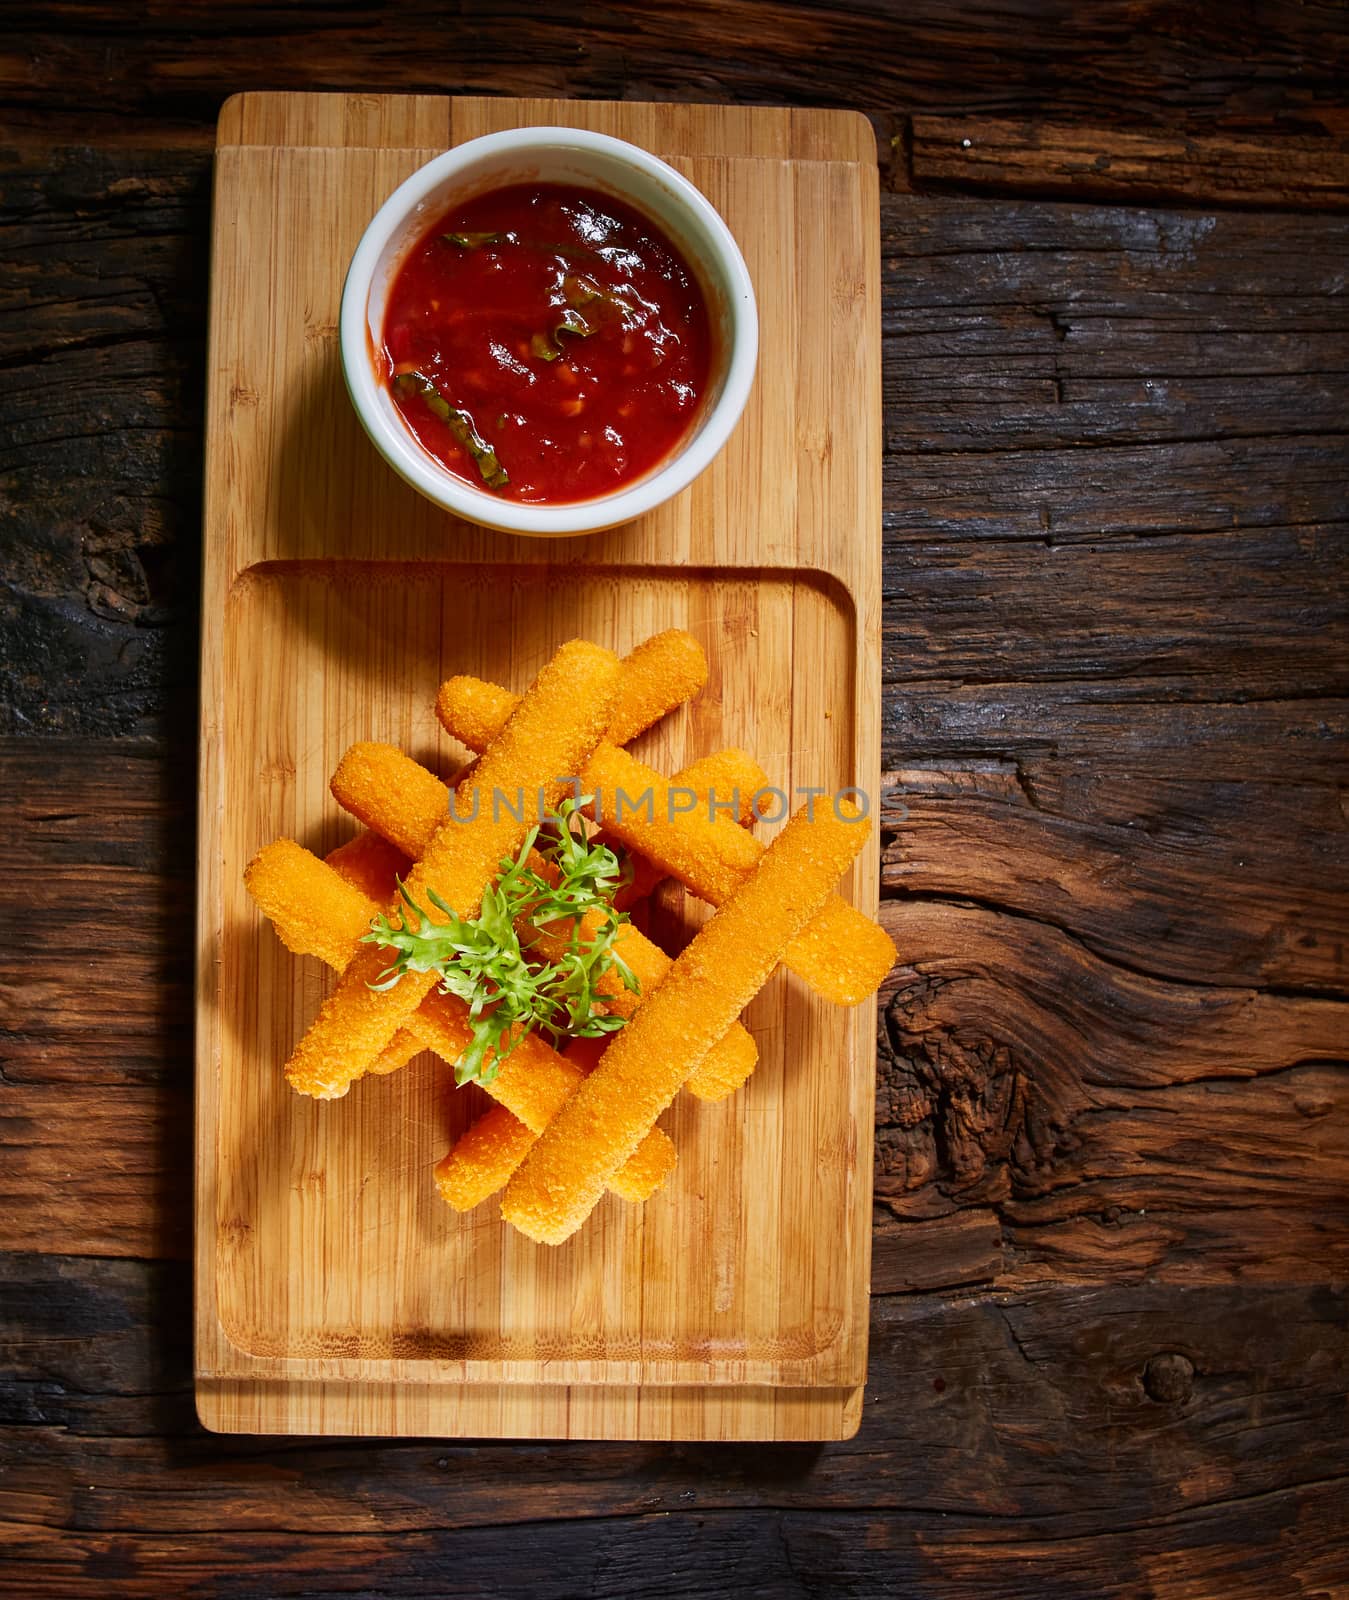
339, 127, 758, 537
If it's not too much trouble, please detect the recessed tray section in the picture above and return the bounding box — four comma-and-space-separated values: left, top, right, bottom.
212, 559, 865, 1386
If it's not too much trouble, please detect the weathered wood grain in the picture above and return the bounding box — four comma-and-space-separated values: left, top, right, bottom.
4, 1484, 1339, 1600
2, 741, 193, 1052
879, 765, 1349, 991
882, 686, 1348, 786
913, 115, 1349, 207
881, 196, 1349, 554
886, 434, 1349, 547
0, 147, 207, 739
2, 1254, 1345, 1596
882, 531, 1348, 702
873, 897, 1348, 1283
0, 1080, 190, 1260
0, 741, 193, 1258
3, 0, 1348, 152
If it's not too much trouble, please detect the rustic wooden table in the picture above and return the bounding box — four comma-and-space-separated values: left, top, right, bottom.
2, 6, 1347, 1596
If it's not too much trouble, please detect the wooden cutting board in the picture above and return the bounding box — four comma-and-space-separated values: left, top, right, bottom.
195, 92, 882, 1440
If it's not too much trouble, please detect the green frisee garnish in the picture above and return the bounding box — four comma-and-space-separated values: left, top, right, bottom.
363, 798, 638, 1087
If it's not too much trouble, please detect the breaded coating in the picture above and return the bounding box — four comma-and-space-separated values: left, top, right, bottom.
605, 1115, 678, 1201
585, 739, 762, 882
324, 830, 411, 903
666, 748, 772, 826
327, 744, 760, 1105
411, 989, 678, 1194
436, 678, 516, 756
435, 677, 896, 1004
606, 835, 666, 911
366, 1031, 426, 1076
283, 640, 620, 1099
774, 892, 898, 1005
602, 628, 709, 746
437, 628, 707, 756
435, 681, 769, 829
245, 836, 376, 968
435, 1104, 538, 1211
243, 837, 676, 1197
331, 744, 452, 860
436, 1089, 675, 1210
501, 801, 873, 1245
668, 1022, 758, 1102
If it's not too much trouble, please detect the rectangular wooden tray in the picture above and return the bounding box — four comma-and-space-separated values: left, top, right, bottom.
195, 92, 882, 1440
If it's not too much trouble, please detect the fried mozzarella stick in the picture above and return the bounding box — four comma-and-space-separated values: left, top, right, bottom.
284, 640, 620, 1099
605, 628, 710, 744
434, 1104, 538, 1212
246, 836, 674, 1200
438, 680, 897, 1005
442, 628, 708, 757
436, 1088, 677, 1212
502, 800, 874, 1245
330, 742, 759, 1103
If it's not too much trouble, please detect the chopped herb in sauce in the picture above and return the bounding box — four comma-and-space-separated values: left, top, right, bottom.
440, 230, 507, 249
393, 371, 510, 490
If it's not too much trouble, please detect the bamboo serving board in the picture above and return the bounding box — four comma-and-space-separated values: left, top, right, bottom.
196, 92, 882, 1440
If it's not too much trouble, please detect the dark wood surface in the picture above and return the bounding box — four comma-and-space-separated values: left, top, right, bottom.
3, 6, 1347, 1597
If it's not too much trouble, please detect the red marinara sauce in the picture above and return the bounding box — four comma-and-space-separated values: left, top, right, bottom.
381, 182, 713, 504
